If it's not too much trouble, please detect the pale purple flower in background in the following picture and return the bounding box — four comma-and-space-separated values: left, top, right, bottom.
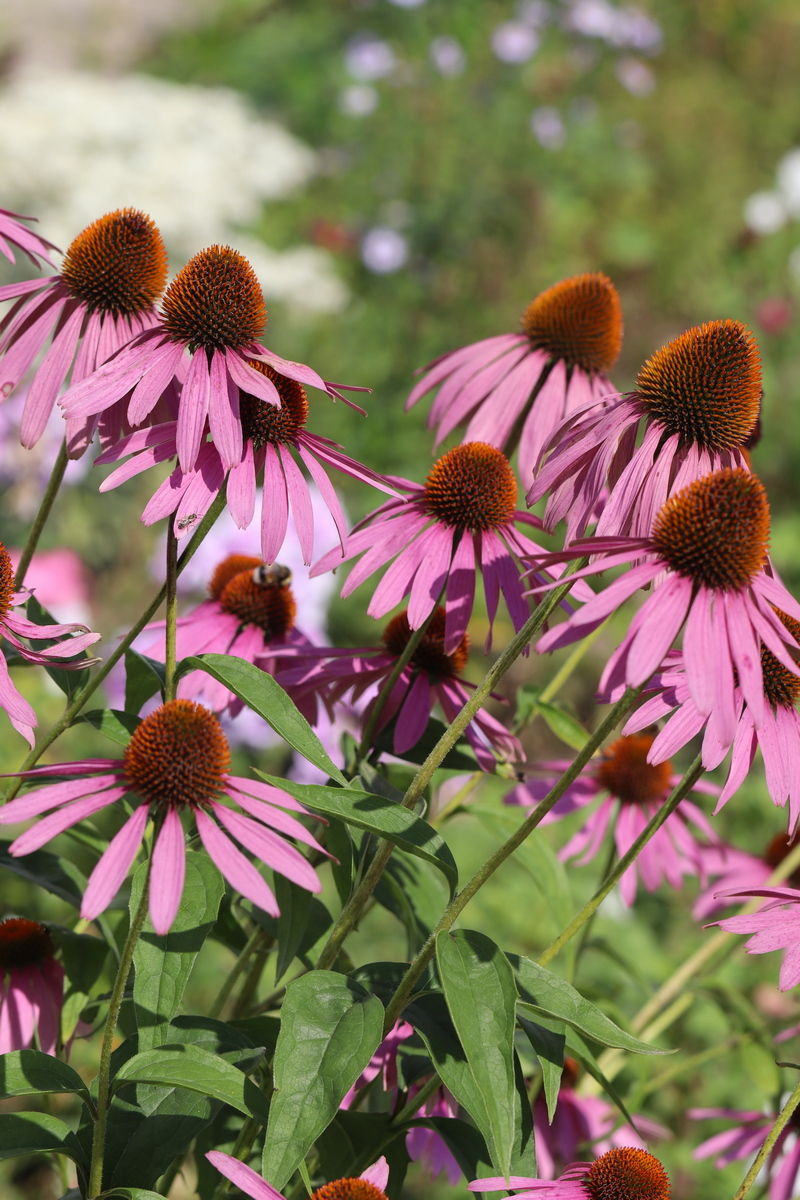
531, 107, 567, 149
361, 227, 409, 273
0, 207, 59, 269
534, 469, 800, 751
0, 208, 168, 453
0, 541, 101, 746
564, 0, 662, 53
0, 699, 325, 935
615, 56, 655, 95
311, 441, 559, 655
94, 361, 391, 564
691, 1106, 800, 1200
345, 35, 397, 80
530, 319, 761, 541
0, 918, 64, 1054
206, 1154, 390, 1200
430, 36, 466, 77
60, 244, 367, 475
507, 732, 717, 905
405, 273, 622, 473
338, 85, 379, 117
492, 21, 540, 63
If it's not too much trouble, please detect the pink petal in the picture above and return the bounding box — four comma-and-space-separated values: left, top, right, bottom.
208, 347, 243, 470
149, 807, 187, 934
210, 803, 321, 894
205, 1152, 287, 1200
81, 806, 150, 920
261, 443, 289, 562
279, 444, 314, 564
195, 809, 280, 915
176, 350, 211, 472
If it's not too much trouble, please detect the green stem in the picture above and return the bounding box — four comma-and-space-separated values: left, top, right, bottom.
88, 872, 151, 1198
537, 754, 704, 968
733, 1075, 800, 1200
352, 605, 439, 769
164, 525, 179, 703
3, 489, 228, 803
13, 439, 69, 589
380, 684, 643, 1034
571, 837, 616, 974
534, 618, 610, 707
390, 1072, 442, 1127
316, 561, 588, 973
208, 925, 265, 1020
232, 935, 273, 1018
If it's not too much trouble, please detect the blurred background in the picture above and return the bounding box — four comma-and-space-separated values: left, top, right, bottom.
3, 1, 800, 1197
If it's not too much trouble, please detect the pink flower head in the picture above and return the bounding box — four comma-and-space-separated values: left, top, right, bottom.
0, 540, 101, 746
469, 1146, 671, 1200
0, 918, 64, 1054
712, 885, 800, 991
60, 244, 368, 475
94, 359, 394, 564
276, 607, 524, 771
623, 604, 800, 829
406, 273, 622, 483
0, 209, 169, 453
534, 468, 800, 751
0, 206, 59, 270
205, 1152, 390, 1200
312, 441, 569, 655
533, 1059, 668, 1180
0, 699, 325, 936
506, 733, 717, 906
143, 554, 324, 725
530, 319, 761, 541
690, 1106, 800, 1200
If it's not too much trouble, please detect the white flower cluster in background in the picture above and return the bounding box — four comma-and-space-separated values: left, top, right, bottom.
742, 149, 800, 283
0, 69, 348, 313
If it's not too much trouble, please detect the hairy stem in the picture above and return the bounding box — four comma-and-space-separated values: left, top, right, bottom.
88, 873, 151, 1198
537, 754, 704, 967
164, 525, 179, 702
3, 489, 228, 803
380, 684, 643, 1034
13, 438, 69, 589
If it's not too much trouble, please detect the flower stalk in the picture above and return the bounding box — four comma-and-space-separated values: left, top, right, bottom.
13, 438, 70, 589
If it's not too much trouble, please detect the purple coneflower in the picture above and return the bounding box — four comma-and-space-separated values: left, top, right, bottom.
529, 319, 762, 540
691, 1106, 800, 1199
623, 606, 800, 828
534, 468, 800, 748
506, 733, 717, 905
0, 699, 324, 935
691, 838, 780, 921
0, 209, 168, 452
60, 244, 366, 474
312, 441, 563, 654
0, 918, 64, 1054
533, 1058, 668, 1180
144, 554, 322, 724
406, 273, 622, 481
469, 1146, 671, 1200
277, 607, 523, 770
94, 361, 393, 563
0, 207, 59, 269
711, 884, 800, 991
205, 1152, 390, 1200
0, 541, 101, 745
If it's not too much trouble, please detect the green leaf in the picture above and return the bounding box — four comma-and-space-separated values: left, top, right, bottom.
534, 701, 589, 751
100, 1191, 167, 1199
75, 708, 141, 745
258, 776, 458, 898
314, 1111, 409, 1199
228, 1016, 282, 1061
263, 971, 385, 1190
51, 926, 111, 1042
183, 653, 347, 783
0, 1111, 88, 1179
124, 648, 165, 714
509, 955, 669, 1054
25, 594, 92, 697
375, 852, 449, 956
273, 873, 313, 985
436, 930, 518, 1178
0, 840, 86, 907
131, 852, 225, 1052
517, 1013, 565, 1123
372, 717, 477, 769
325, 816, 356, 906
112, 1044, 271, 1124
0, 1050, 93, 1109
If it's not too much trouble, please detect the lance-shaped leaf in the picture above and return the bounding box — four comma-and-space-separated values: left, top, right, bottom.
52, 926, 111, 1043
0, 840, 86, 907
0, 1049, 93, 1110
112, 1044, 270, 1124
99, 1191, 167, 1200
263, 972, 385, 1190
182, 653, 347, 783
509, 955, 669, 1054
436, 930, 518, 1179
124, 648, 165, 714
25, 594, 92, 697
74, 708, 141, 746
258, 775, 458, 897
130, 853, 225, 1052
517, 1013, 565, 1123
0, 1111, 88, 1180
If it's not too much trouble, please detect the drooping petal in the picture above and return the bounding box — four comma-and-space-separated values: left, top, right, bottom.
195, 809, 280, 915
149, 807, 187, 934
80, 805, 150, 920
